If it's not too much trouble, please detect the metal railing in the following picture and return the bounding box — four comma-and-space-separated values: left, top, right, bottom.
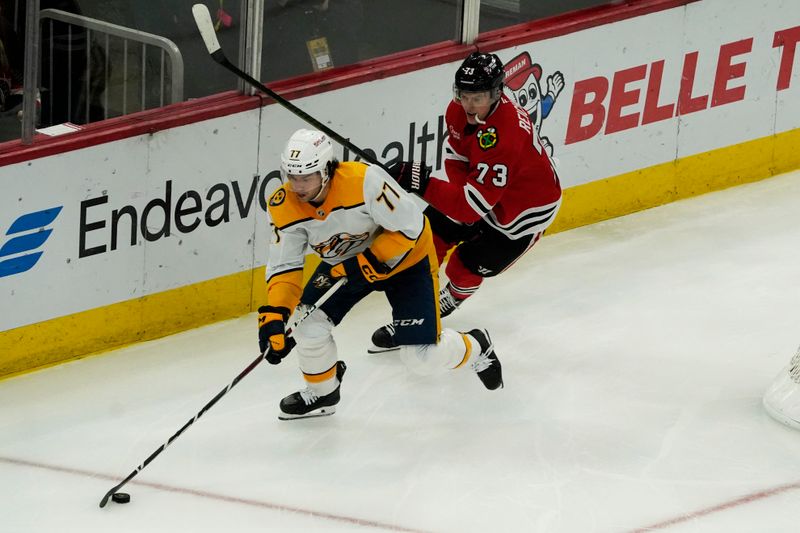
34, 9, 184, 128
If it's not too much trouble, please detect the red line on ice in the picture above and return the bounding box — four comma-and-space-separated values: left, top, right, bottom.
0, 456, 430, 533
627, 481, 800, 532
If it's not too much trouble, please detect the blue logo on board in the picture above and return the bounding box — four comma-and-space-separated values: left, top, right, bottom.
0, 207, 63, 278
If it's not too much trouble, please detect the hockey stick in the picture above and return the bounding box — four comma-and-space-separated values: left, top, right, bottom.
98, 277, 347, 508
191, 4, 382, 168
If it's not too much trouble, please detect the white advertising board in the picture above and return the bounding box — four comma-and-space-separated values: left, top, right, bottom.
0, 110, 265, 330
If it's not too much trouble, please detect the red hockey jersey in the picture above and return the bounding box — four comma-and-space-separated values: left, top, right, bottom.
423, 95, 562, 240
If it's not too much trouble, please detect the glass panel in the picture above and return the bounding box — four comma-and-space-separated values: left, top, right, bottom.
0, 0, 245, 143
0, 0, 26, 142
0, 0, 638, 143
261, 0, 461, 83
86, 1, 243, 99
480, 0, 627, 32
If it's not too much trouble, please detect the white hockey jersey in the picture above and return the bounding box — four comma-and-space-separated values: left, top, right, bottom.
265, 161, 435, 311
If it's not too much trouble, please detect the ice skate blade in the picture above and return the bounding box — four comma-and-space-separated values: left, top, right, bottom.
763, 396, 800, 431
278, 405, 337, 421
367, 344, 400, 354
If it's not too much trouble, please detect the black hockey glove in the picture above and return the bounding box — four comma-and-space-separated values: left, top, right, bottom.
330, 249, 391, 288
387, 161, 432, 196
258, 305, 297, 364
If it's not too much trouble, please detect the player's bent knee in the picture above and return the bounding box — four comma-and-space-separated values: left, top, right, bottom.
293, 310, 338, 371
399, 345, 451, 376
292, 308, 334, 345
459, 252, 499, 278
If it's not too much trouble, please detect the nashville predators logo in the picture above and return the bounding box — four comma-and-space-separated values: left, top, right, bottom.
477, 127, 498, 150
269, 189, 286, 206
312, 272, 333, 289
312, 232, 369, 259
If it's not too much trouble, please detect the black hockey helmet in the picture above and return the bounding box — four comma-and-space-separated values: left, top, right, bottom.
454, 52, 505, 99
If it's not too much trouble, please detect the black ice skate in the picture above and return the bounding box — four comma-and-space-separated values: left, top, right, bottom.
467, 329, 503, 390
440, 284, 465, 318
368, 323, 399, 354
278, 361, 347, 420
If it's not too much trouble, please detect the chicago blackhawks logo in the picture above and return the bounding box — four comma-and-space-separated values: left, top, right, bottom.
269, 188, 286, 206
312, 232, 369, 259
477, 127, 498, 150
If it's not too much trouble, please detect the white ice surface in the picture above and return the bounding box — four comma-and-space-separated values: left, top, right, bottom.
2, 171, 800, 533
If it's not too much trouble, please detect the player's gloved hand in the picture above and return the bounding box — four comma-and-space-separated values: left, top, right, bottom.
387, 161, 431, 196
258, 305, 296, 364
330, 249, 391, 287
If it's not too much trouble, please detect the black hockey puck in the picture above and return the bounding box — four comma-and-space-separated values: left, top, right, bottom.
111, 492, 131, 504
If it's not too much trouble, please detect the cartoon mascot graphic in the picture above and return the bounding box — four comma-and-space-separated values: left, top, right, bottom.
503, 51, 564, 157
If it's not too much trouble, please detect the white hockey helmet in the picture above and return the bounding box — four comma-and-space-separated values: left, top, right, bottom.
280, 128, 335, 181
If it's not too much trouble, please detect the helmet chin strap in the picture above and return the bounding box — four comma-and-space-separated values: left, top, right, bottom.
470, 98, 500, 125
309, 174, 330, 203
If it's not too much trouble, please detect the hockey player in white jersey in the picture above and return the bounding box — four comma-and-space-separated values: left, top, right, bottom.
259, 128, 503, 420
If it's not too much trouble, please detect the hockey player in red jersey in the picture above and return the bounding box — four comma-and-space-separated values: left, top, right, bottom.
260, 129, 503, 419
371, 51, 562, 353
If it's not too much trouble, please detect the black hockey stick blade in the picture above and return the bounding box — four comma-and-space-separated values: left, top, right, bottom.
190, 3, 383, 169
99, 483, 125, 508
